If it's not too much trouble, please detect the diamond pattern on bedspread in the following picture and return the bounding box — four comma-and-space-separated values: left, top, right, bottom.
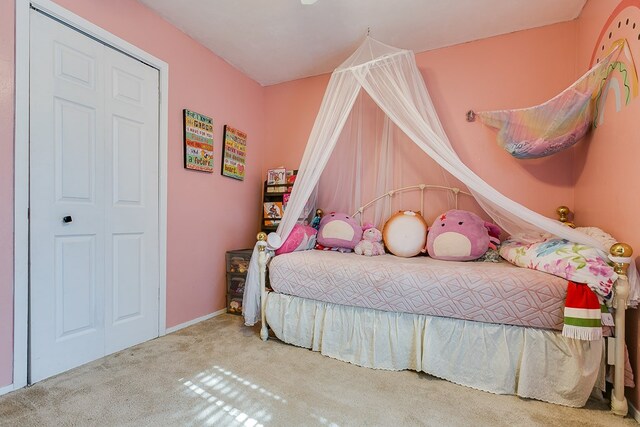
269, 251, 566, 330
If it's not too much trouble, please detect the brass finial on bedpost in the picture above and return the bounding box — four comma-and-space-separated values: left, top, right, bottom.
610, 243, 633, 275
257, 232, 267, 252
556, 206, 575, 228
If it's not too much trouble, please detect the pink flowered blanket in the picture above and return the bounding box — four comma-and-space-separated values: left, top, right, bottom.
500, 237, 617, 303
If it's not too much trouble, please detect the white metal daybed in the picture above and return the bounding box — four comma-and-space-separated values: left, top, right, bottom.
254, 187, 634, 411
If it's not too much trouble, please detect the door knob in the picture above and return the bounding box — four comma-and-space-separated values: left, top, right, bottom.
62, 215, 73, 224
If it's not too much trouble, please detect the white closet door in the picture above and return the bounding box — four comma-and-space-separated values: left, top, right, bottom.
103, 45, 159, 354
29, 11, 159, 382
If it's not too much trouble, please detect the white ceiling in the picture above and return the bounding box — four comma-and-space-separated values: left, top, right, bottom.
139, 0, 586, 86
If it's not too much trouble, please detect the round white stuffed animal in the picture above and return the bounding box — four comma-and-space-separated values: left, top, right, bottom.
383, 211, 428, 257
354, 227, 385, 256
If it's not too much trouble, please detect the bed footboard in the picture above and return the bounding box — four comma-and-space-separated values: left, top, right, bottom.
610, 243, 633, 416
556, 207, 634, 415
257, 232, 269, 341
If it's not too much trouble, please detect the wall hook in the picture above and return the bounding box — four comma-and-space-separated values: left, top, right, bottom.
466, 110, 476, 122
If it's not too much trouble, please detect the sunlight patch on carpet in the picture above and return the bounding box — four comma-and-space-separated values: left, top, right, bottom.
181, 364, 294, 425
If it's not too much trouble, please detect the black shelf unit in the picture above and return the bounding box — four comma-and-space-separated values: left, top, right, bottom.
261, 180, 293, 233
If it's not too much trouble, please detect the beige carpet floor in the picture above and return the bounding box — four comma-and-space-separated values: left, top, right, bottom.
0, 314, 636, 426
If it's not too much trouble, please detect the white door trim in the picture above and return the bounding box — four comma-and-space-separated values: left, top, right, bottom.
14, 0, 169, 389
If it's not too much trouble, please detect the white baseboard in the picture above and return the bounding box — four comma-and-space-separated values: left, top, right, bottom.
165, 308, 227, 334
0, 383, 15, 397
630, 401, 640, 424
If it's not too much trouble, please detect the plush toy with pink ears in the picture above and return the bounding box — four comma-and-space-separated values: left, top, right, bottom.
354, 227, 385, 256
426, 209, 501, 261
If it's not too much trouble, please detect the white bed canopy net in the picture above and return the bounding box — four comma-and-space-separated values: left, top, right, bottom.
243, 37, 639, 326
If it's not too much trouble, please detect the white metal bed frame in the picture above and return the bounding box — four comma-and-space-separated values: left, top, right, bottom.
255, 185, 634, 416
349, 184, 471, 225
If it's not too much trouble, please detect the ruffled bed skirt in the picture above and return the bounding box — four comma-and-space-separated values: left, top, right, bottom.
265, 292, 604, 407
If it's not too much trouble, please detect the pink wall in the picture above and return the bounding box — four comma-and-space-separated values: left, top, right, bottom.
0, 0, 266, 386
0, 0, 16, 388
416, 23, 578, 214
575, 0, 640, 408
264, 21, 578, 220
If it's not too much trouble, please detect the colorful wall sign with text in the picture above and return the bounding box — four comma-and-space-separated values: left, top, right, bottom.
184, 109, 214, 172
221, 125, 247, 180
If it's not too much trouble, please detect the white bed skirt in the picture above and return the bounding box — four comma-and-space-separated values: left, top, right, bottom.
265, 292, 604, 407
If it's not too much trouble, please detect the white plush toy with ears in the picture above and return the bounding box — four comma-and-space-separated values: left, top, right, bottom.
354, 227, 385, 256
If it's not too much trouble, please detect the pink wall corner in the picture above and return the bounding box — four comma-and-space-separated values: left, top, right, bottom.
576, 0, 640, 406
264, 21, 578, 219
0, 0, 15, 388
264, 74, 331, 174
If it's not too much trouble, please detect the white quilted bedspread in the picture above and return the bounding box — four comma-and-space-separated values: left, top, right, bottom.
269, 250, 568, 330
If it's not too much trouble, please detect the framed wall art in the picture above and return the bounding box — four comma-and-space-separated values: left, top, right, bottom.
221, 125, 247, 180
183, 109, 214, 172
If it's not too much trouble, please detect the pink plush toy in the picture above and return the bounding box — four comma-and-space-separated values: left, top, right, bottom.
354, 227, 385, 257
275, 224, 317, 256
426, 209, 500, 261
316, 212, 364, 252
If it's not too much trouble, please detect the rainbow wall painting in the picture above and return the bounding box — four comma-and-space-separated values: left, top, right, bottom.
590, 0, 640, 126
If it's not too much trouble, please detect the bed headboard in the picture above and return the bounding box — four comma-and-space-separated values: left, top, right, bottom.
352, 183, 578, 231
351, 184, 473, 226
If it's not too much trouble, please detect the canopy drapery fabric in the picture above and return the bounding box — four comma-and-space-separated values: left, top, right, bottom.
318, 91, 456, 229
476, 43, 622, 159
243, 37, 639, 326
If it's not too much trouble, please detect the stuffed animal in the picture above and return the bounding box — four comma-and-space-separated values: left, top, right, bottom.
383, 211, 428, 258
426, 209, 500, 261
354, 227, 385, 256
316, 212, 363, 252
275, 224, 318, 255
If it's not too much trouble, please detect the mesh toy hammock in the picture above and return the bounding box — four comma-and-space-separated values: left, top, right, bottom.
475, 42, 626, 159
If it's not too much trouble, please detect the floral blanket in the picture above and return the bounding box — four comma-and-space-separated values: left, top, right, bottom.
500, 237, 618, 301
500, 237, 618, 341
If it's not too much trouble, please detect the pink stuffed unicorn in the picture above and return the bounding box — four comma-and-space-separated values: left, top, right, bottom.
354, 227, 385, 257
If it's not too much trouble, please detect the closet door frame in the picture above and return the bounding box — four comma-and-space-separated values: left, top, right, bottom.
14, 0, 169, 390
